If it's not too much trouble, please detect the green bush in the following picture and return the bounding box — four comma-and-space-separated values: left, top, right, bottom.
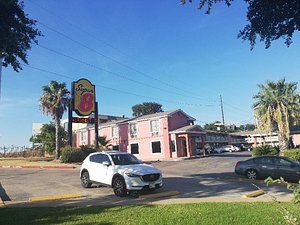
252, 145, 279, 156
60, 146, 85, 163
80, 145, 97, 158
284, 149, 300, 162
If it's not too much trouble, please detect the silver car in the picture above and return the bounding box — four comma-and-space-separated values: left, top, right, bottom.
235, 155, 300, 182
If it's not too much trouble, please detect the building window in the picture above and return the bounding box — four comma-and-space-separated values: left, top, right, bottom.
112, 126, 119, 139
131, 143, 139, 154
129, 123, 137, 138
112, 145, 119, 151
152, 141, 161, 153
150, 119, 159, 134
170, 140, 176, 152
81, 131, 87, 145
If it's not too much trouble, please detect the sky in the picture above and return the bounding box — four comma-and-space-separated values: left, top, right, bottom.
1, 0, 300, 147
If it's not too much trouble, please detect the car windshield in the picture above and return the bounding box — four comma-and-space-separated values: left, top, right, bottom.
110, 154, 141, 165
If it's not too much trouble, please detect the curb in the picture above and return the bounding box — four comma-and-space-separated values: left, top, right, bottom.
0, 198, 5, 208
243, 190, 265, 198
29, 193, 84, 202
0, 165, 76, 169
141, 191, 180, 199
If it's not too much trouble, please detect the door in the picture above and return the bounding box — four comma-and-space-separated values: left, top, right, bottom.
273, 157, 300, 182
89, 154, 113, 185
253, 156, 277, 179
182, 139, 187, 157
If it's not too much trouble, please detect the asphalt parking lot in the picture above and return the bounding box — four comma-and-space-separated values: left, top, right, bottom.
0, 151, 294, 207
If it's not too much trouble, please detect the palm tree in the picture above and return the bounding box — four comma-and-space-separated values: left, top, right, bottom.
40, 81, 70, 160
253, 78, 300, 152
97, 136, 110, 150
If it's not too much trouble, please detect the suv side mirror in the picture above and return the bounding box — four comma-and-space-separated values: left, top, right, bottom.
103, 161, 111, 167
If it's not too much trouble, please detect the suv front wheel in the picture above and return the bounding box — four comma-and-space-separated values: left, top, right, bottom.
113, 176, 127, 197
81, 171, 92, 188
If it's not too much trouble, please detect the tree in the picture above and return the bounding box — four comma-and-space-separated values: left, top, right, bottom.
40, 81, 70, 160
180, 0, 300, 49
132, 102, 163, 117
0, 0, 42, 98
238, 124, 256, 131
253, 78, 300, 152
30, 123, 68, 154
97, 136, 110, 150
204, 121, 220, 131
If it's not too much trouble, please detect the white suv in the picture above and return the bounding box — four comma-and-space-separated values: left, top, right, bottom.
80, 151, 163, 197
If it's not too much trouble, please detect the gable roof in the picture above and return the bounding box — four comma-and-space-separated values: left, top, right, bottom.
170, 125, 206, 134
133, 109, 196, 122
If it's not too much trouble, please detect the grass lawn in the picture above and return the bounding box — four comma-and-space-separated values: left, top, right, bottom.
0, 158, 71, 167
0, 202, 299, 225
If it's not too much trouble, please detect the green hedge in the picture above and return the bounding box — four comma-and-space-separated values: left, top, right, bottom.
252, 145, 279, 156
60, 145, 98, 163
284, 149, 300, 162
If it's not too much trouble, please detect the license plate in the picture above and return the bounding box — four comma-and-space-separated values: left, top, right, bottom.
149, 183, 155, 189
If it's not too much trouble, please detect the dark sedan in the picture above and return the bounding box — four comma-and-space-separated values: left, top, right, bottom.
235, 156, 300, 182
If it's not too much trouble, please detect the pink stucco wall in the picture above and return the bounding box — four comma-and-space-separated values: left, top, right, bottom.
292, 134, 300, 146
168, 111, 192, 131
73, 110, 193, 160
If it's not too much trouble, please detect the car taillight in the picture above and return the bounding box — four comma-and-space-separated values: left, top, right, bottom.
236, 161, 241, 167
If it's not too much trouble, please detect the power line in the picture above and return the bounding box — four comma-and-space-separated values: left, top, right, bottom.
27, 0, 249, 116
29, 1, 213, 100
37, 44, 217, 104
38, 22, 216, 102
22, 63, 216, 108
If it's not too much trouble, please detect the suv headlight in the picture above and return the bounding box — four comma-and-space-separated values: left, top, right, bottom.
125, 172, 140, 177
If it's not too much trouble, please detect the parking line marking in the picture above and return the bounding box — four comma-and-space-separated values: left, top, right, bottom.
141, 191, 180, 199
29, 193, 84, 202
243, 190, 265, 198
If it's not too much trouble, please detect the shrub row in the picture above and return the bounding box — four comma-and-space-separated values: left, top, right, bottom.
283, 149, 300, 162
60, 145, 98, 163
252, 145, 279, 156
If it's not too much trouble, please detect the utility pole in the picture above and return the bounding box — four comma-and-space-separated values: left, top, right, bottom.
220, 95, 226, 132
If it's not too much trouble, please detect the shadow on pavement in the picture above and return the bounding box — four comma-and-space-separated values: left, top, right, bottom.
209, 153, 252, 158
0, 182, 11, 201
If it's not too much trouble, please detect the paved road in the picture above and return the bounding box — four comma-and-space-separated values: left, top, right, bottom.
0, 151, 294, 207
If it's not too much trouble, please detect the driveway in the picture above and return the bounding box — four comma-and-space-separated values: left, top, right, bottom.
0, 151, 294, 207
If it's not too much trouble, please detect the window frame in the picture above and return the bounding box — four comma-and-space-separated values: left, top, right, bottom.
130, 143, 139, 154
150, 119, 160, 134
151, 141, 162, 154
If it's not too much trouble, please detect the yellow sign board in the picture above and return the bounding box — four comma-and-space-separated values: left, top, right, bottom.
72, 79, 95, 116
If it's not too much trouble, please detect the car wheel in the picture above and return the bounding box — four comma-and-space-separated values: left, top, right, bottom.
246, 169, 258, 180
81, 171, 92, 188
113, 176, 127, 197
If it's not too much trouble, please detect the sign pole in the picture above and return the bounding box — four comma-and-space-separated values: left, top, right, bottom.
68, 103, 73, 147
95, 102, 99, 149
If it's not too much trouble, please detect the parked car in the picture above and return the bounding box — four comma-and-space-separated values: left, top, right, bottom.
235, 155, 300, 182
223, 145, 240, 152
80, 151, 163, 197
214, 146, 225, 154
240, 144, 252, 151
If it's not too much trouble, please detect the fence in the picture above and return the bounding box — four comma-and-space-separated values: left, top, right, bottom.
0, 145, 32, 156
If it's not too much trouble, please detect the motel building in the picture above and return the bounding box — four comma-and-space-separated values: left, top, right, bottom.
71, 109, 209, 161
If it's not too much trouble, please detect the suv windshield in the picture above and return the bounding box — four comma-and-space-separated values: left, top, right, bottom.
110, 154, 141, 165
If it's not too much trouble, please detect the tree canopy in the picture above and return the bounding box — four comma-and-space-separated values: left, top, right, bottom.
30, 123, 67, 154
180, 0, 300, 49
132, 102, 163, 117
0, 0, 42, 71
253, 78, 300, 151
40, 81, 70, 159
